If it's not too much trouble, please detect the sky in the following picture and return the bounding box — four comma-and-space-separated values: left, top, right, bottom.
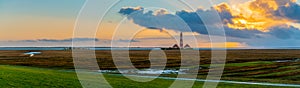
1, 0, 300, 48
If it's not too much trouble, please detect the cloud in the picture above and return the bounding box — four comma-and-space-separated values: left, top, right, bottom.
119, 6, 258, 38
119, 6, 260, 38
120, 7, 190, 32
119, 0, 300, 40
198, 42, 248, 48
275, 1, 300, 22
118, 0, 300, 48
268, 25, 300, 39
16, 38, 100, 42
119, 6, 144, 15
116, 39, 140, 42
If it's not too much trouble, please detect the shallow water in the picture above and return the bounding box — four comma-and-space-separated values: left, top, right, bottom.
98, 69, 188, 74
273, 59, 300, 62
120, 74, 300, 87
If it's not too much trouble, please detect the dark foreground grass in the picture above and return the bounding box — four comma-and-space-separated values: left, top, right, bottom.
0, 65, 293, 88
0, 65, 81, 87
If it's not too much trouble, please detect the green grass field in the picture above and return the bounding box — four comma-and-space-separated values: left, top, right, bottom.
1, 50, 300, 87
0, 65, 294, 88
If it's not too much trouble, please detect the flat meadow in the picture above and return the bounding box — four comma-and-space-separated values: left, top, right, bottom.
0, 49, 300, 87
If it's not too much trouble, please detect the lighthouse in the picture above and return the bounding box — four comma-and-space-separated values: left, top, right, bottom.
180, 32, 184, 48
163, 32, 191, 50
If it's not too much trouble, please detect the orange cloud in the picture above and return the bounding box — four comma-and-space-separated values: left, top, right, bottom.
198, 42, 248, 48
215, 0, 296, 32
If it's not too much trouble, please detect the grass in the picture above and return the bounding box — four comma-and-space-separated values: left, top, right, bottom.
1, 50, 300, 86
0, 65, 293, 88
200, 61, 275, 68
0, 65, 81, 88
1, 50, 299, 70
224, 61, 274, 67
253, 69, 300, 78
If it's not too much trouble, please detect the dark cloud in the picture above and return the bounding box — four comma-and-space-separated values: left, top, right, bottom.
119, 7, 144, 15
119, 6, 263, 39
268, 25, 300, 39
224, 27, 262, 39
275, 2, 300, 22
120, 7, 190, 32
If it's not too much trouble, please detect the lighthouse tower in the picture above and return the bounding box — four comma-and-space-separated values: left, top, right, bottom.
168, 32, 191, 50
180, 32, 183, 48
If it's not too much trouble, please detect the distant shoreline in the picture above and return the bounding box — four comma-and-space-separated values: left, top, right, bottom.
0, 47, 300, 50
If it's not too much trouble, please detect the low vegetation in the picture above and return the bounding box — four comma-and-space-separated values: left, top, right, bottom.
0, 49, 300, 85
0, 65, 293, 88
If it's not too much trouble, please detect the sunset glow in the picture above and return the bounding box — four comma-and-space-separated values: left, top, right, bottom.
214, 0, 296, 32
1, 0, 300, 48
